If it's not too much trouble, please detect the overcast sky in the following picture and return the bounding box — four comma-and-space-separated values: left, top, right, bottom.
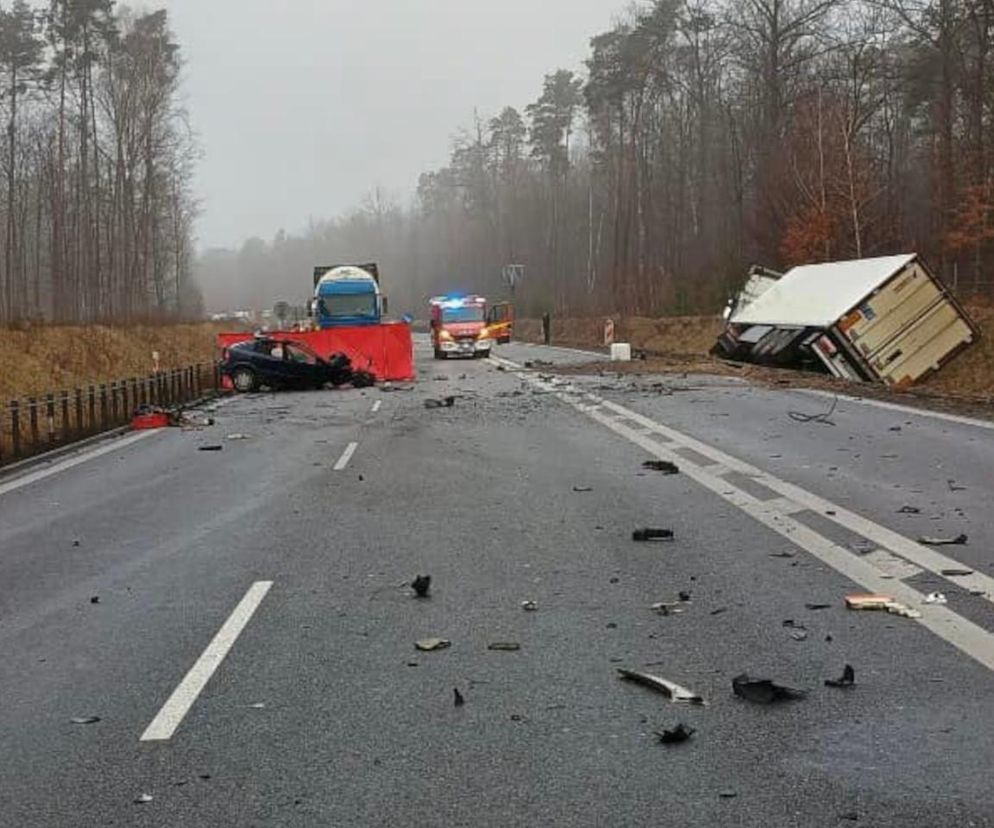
160, 0, 625, 251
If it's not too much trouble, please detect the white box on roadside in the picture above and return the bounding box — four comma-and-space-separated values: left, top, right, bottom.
610, 343, 632, 362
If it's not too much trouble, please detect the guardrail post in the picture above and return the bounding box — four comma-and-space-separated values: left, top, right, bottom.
46, 394, 55, 446
88, 386, 96, 434
28, 396, 39, 449
74, 388, 83, 437
109, 381, 118, 425
11, 400, 20, 458
60, 391, 70, 442
99, 384, 108, 430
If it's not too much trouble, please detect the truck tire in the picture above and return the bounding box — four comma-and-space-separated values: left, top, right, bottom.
433, 348, 446, 360
231, 366, 257, 393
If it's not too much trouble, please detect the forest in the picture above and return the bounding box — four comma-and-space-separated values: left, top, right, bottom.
0, 0, 198, 326
209, 0, 994, 317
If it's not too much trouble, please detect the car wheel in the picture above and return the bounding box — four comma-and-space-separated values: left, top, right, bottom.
434, 348, 446, 360
231, 367, 257, 393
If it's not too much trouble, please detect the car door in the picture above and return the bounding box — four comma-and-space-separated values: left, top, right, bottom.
283, 343, 325, 387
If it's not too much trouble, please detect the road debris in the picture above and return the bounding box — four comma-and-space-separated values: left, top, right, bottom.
897, 505, 921, 514
411, 575, 431, 598
656, 723, 695, 744
70, 716, 101, 725
651, 602, 685, 616
732, 673, 806, 704
521, 600, 538, 612
918, 533, 968, 546
825, 665, 856, 688
632, 528, 675, 542
134, 794, 154, 805
642, 460, 680, 475
488, 642, 521, 651
942, 568, 974, 577
923, 592, 948, 605
769, 550, 796, 559
424, 396, 456, 409
845, 593, 922, 618
524, 360, 553, 369
453, 688, 465, 707
617, 669, 705, 704
678, 591, 692, 603
718, 791, 738, 799
198, 445, 223, 452
90, 596, 100, 604
572, 485, 593, 492
226, 433, 251, 441
415, 638, 450, 651
710, 607, 728, 616
787, 397, 838, 426
947, 479, 968, 492
789, 630, 809, 641
805, 603, 831, 610
247, 703, 266, 709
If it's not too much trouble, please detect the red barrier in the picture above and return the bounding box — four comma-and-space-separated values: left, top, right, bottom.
217, 322, 415, 382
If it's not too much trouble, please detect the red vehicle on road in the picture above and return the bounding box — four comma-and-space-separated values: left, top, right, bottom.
429, 295, 493, 359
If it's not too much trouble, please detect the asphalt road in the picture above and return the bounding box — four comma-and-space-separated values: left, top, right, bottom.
1, 335, 992, 827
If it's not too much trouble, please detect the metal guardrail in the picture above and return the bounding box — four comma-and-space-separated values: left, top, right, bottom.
0, 363, 220, 468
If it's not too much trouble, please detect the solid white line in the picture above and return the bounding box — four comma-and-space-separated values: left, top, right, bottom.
798, 388, 994, 432
140, 581, 273, 742
371, 400, 382, 414
500, 357, 994, 672
334, 441, 359, 471
0, 429, 161, 498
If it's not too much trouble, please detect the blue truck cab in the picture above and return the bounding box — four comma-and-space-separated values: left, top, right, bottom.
311, 263, 387, 328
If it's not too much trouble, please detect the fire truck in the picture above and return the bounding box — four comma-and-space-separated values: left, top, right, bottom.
429, 295, 494, 359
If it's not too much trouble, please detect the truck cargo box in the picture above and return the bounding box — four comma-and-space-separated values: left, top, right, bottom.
720, 254, 979, 386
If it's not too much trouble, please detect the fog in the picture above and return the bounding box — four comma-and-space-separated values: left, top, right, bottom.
162, 0, 622, 250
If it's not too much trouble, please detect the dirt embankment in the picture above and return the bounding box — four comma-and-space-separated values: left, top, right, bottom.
516, 307, 994, 403
0, 322, 232, 401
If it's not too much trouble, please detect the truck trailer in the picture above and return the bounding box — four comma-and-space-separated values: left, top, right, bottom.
715, 254, 979, 387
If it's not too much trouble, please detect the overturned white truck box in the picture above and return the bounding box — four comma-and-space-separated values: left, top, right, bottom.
715, 254, 979, 386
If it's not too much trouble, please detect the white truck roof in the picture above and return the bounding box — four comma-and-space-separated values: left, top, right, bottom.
731, 254, 917, 328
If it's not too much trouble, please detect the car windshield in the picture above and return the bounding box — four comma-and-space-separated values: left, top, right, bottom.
442, 306, 484, 323
322, 293, 376, 318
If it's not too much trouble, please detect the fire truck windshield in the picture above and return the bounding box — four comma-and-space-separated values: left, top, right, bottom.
442, 306, 484, 323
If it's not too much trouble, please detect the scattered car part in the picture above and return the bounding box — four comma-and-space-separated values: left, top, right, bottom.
572, 485, 593, 492
642, 460, 680, 475
788, 397, 838, 426
70, 716, 101, 725
897, 505, 921, 514
941, 568, 974, 577
134, 794, 154, 805
651, 602, 685, 616
656, 723, 695, 744
198, 445, 223, 452
632, 528, 675, 542
825, 665, 856, 688
411, 575, 431, 598
226, 433, 251, 441
617, 669, 705, 704
415, 638, 450, 651
918, 533, 968, 546
424, 396, 456, 409
521, 600, 538, 612
845, 593, 921, 618
923, 592, 948, 605
453, 688, 465, 707
732, 673, 806, 704
805, 603, 831, 610
487, 642, 521, 651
